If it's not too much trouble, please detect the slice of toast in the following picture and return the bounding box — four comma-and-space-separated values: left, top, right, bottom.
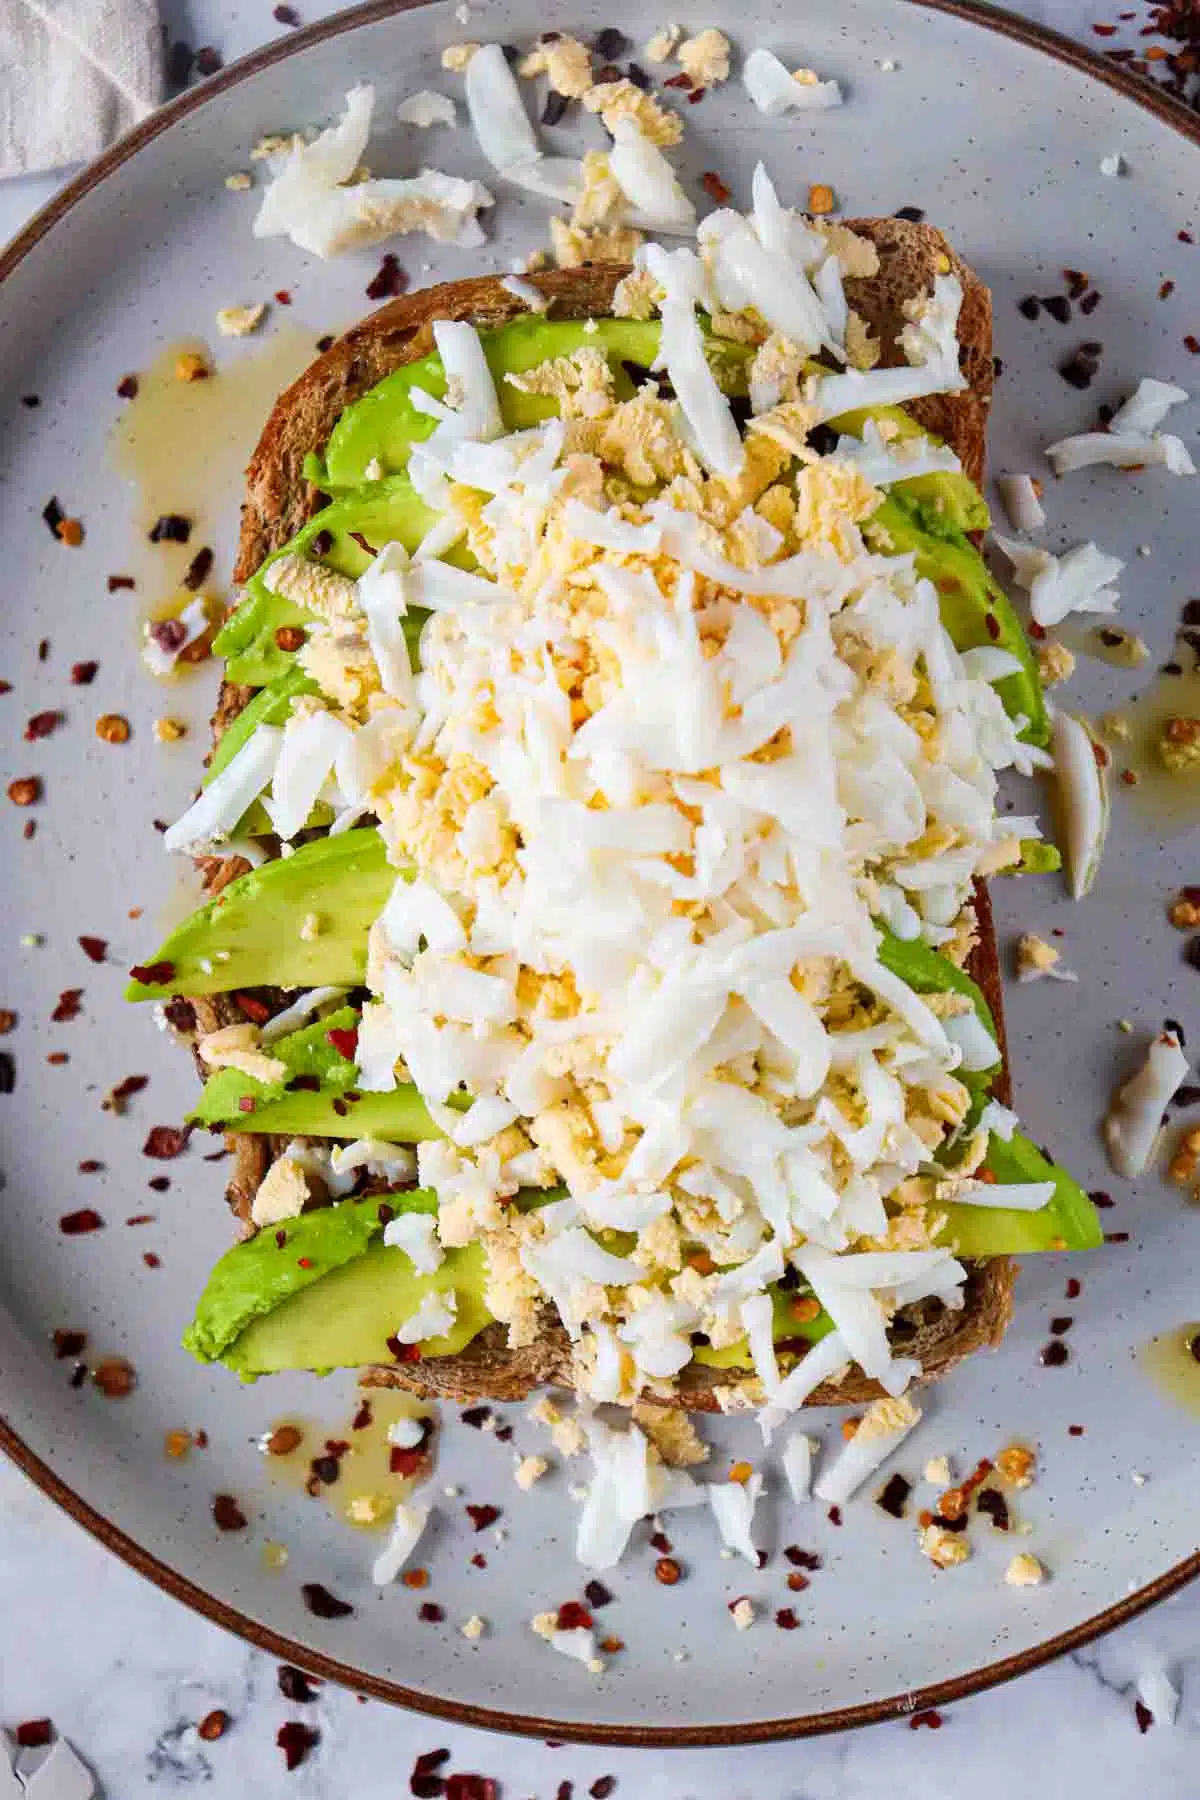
197, 219, 1013, 1407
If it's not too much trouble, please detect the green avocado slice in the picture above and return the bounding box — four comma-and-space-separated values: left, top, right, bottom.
937, 1130, 1103, 1255
216, 477, 440, 687
866, 495, 1047, 746
184, 1189, 409, 1362
189, 1004, 361, 1116
225, 1240, 489, 1376
321, 316, 663, 488
183, 1187, 489, 1374
205, 664, 320, 787
126, 828, 393, 1000
827, 400, 990, 536
876, 925, 999, 1072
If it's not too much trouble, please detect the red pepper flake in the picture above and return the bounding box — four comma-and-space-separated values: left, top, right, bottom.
983, 611, 1001, 641
196, 1708, 229, 1741
1105, 1229, 1131, 1243
351, 1398, 373, 1431
648, 1529, 672, 1555
52, 988, 83, 1022
402, 1568, 429, 1589
784, 1545, 822, 1570
470, 1553, 487, 1568
1185, 335, 1200, 355
975, 1487, 1011, 1531
1160, 279, 1176, 299
275, 289, 293, 305
107, 574, 136, 592
556, 1600, 593, 1630
1041, 1339, 1070, 1366
1065, 1276, 1082, 1299
316, 334, 335, 352
461, 1404, 492, 1428
664, 70, 694, 88
126, 1213, 155, 1227
278, 1664, 322, 1702
143, 1252, 161, 1269
71, 660, 99, 685
8, 776, 41, 806
212, 1492, 248, 1531
238, 1095, 257, 1114
589, 1782, 617, 1800
143, 1124, 191, 1159
786, 1571, 810, 1592
301, 1582, 354, 1619
1050, 1314, 1074, 1335
1068, 1423, 1085, 1436
701, 171, 731, 204
366, 253, 408, 301
77, 935, 108, 963
233, 990, 272, 1024
147, 1175, 171, 1194
775, 1607, 800, 1630
447, 1778, 498, 1800
326, 1026, 359, 1060
276, 1720, 320, 1770
1134, 1699, 1154, 1733
1092, 21, 1118, 34
386, 1335, 423, 1362
876, 1472, 912, 1518
274, 4, 301, 24
78, 1158, 103, 1173
687, 86, 706, 103
182, 546, 215, 591
465, 1503, 500, 1533
47, 1051, 69, 1066
389, 1444, 427, 1476
194, 45, 223, 75
419, 1601, 445, 1623
296, 1256, 314, 1271
15, 1720, 53, 1749
909, 1707, 944, 1729
60, 1208, 104, 1235
129, 960, 175, 986
25, 709, 62, 741
148, 513, 192, 544
93, 1356, 136, 1398
827, 1504, 843, 1526
584, 1578, 613, 1608
411, 1748, 451, 1796
53, 1328, 87, 1358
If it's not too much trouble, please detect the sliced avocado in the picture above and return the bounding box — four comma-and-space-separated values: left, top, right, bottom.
205, 664, 320, 787
865, 495, 1047, 746
216, 477, 440, 687
190, 1003, 361, 1118
226, 1239, 490, 1376
126, 828, 393, 1000
184, 1189, 409, 1362
691, 1283, 834, 1369
1010, 839, 1063, 877
876, 925, 999, 1061
322, 317, 663, 488
937, 1130, 1104, 1255
829, 401, 990, 536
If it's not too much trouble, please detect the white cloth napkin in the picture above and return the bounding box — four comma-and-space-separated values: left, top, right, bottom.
0, 0, 163, 178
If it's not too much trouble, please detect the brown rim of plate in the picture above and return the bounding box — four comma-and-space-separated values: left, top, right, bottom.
1, 0, 1198, 1746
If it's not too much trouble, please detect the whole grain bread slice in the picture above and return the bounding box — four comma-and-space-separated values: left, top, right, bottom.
200, 220, 1013, 1404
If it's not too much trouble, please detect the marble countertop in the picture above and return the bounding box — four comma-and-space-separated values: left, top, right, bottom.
1, 1, 1197, 1793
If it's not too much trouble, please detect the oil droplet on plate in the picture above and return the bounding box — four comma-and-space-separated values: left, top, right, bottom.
260, 1390, 433, 1533
1141, 1322, 1200, 1415
1106, 666, 1200, 839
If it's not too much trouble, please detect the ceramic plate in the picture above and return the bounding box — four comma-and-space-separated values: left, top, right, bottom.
1, 0, 1198, 1744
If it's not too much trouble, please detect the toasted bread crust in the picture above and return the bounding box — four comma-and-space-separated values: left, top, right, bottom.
204, 224, 1013, 1406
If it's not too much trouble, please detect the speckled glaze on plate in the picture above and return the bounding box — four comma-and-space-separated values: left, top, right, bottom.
1, 0, 1198, 1744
